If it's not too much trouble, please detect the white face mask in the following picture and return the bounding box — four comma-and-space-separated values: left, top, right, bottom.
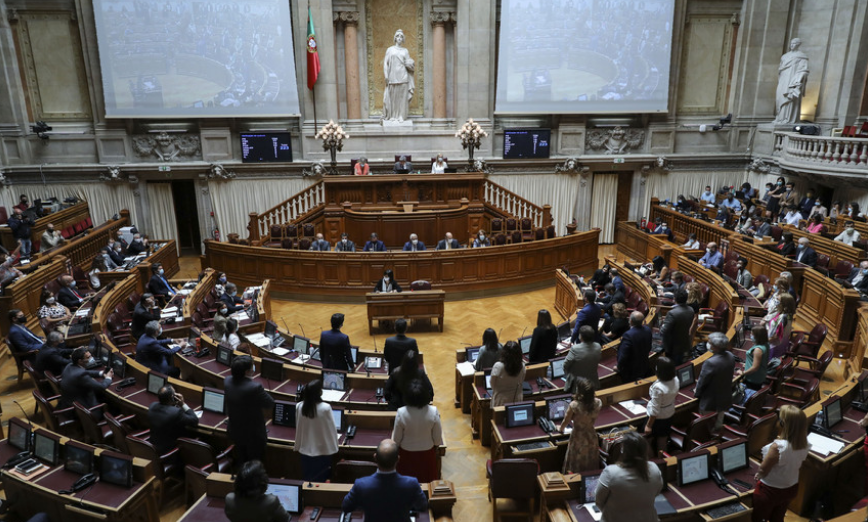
342, 239, 347, 244
384, 277, 390, 283
479, 234, 485, 240
411, 239, 418, 245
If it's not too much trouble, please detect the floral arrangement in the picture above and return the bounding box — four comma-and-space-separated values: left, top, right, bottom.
315, 120, 349, 151
455, 118, 487, 149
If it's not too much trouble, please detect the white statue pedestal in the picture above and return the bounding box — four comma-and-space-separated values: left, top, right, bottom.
381, 119, 414, 128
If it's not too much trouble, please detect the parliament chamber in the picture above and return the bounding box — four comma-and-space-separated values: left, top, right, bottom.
4, 0, 868, 521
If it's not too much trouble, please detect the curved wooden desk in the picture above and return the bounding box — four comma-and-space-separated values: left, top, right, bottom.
202, 229, 601, 299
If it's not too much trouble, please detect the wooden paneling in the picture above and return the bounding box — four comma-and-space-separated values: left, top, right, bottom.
366, 291, 445, 333
615, 222, 704, 266
0, 201, 90, 252
649, 201, 732, 246
0, 255, 68, 333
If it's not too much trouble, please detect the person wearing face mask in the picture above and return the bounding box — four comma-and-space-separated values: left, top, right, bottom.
720, 193, 742, 212
334, 232, 356, 252
59, 346, 113, 411
224, 318, 241, 349
780, 182, 798, 209
797, 189, 816, 216
132, 293, 162, 339
471, 229, 490, 248
853, 264, 868, 299
374, 269, 402, 293
353, 156, 370, 176
213, 304, 231, 340
126, 234, 148, 256
309, 233, 331, 252
762, 183, 774, 204
436, 232, 461, 250
37, 289, 71, 335
402, 233, 426, 251
363, 232, 387, 252
8, 207, 35, 259
14, 194, 29, 212
108, 242, 125, 265
838, 260, 868, 290
99, 247, 119, 270
766, 177, 786, 215
220, 283, 245, 313
675, 195, 691, 211
34, 331, 74, 376
8, 309, 44, 353
808, 199, 828, 220
431, 154, 447, 174
700, 186, 715, 205
782, 205, 803, 226
0, 253, 24, 290
115, 231, 129, 252
225, 355, 274, 466
848, 202, 866, 221
834, 221, 862, 246
148, 263, 177, 298
57, 274, 85, 310
699, 242, 724, 271
135, 320, 185, 377
40, 223, 65, 251
795, 237, 818, 267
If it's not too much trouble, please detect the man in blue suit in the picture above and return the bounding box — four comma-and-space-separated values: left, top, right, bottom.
135, 320, 186, 377
570, 290, 602, 344
220, 283, 245, 313
363, 232, 386, 252
342, 439, 428, 521
402, 233, 426, 251
609, 268, 625, 294
8, 309, 44, 353
617, 312, 652, 382
319, 313, 355, 371
148, 263, 176, 298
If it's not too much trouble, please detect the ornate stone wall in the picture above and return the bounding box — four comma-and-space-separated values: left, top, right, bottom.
365, 0, 424, 117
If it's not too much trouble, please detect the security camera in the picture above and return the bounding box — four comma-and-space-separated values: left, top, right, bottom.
30, 121, 52, 140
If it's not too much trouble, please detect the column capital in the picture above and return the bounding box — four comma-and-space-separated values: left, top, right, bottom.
334, 10, 360, 26
430, 11, 455, 26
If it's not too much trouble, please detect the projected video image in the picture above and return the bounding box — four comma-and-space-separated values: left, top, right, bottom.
94, 0, 300, 117
496, 0, 674, 113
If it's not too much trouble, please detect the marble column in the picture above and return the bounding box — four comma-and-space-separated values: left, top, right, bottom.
431, 12, 451, 119
338, 11, 361, 120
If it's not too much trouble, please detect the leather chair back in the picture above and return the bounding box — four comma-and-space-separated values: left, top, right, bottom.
334, 460, 378, 484
490, 458, 538, 501
410, 280, 432, 291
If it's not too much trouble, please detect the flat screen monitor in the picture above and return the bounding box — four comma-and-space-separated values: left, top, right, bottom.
273, 401, 297, 428
111, 352, 126, 379
293, 336, 310, 355
546, 395, 572, 421
216, 344, 234, 366
64, 441, 95, 475
322, 370, 347, 392
266, 479, 303, 514
332, 408, 345, 433
99, 451, 133, 488
505, 402, 535, 428
241, 133, 293, 163
503, 129, 551, 159
260, 358, 284, 382
8, 418, 30, 451
466, 347, 481, 363
677, 363, 695, 388
202, 388, 225, 414
265, 320, 279, 338
718, 440, 748, 474
824, 397, 843, 430
518, 336, 532, 355
33, 431, 60, 466
92, 336, 109, 366
350, 347, 359, 365
484, 369, 492, 391
147, 372, 167, 395
582, 470, 603, 504
678, 452, 710, 486
550, 357, 566, 380
311, 347, 322, 362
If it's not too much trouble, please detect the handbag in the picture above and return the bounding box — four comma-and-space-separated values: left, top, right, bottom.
598, 426, 635, 452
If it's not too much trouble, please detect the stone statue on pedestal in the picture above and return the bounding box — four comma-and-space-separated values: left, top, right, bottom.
774, 38, 809, 124
383, 29, 415, 124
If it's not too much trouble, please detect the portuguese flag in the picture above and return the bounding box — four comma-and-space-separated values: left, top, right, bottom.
306, 7, 320, 90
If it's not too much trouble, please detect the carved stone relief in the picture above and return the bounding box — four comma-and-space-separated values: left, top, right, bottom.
586, 127, 644, 154
132, 132, 201, 162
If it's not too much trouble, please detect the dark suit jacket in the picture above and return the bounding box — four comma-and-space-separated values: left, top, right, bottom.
795, 246, 818, 267
342, 471, 428, 522
754, 222, 771, 238
599, 290, 626, 315
147, 402, 199, 455
402, 241, 427, 251
374, 277, 403, 293
60, 364, 110, 408
34, 345, 73, 375
8, 324, 44, 353
616, 325, 652, 382
220, 293, 245, 313
224, 375, 275, 447
570, 303, 602, 343
126, 241, 147, 256
611, 276, 625, 294
310, 239, 331, 251
135, 334, 180, 375
132, 302, 161, 339
109, 249, 125, 266
148, 274, 175, 296
225, 492, 289, 522
363, 240, 386, 252
335, 240, 356, 252
528, 325, 558, 364
319, 329, 355, 371
779, 242, 796, 257
384, 334, 419, 372
57, 286, 84, 309
695, 351, 736, 412
660, 304, 695, 358
436, 238, 461, 250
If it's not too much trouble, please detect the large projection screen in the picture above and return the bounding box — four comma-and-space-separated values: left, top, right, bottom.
93, 1, 300, 118
495, 0, 675, 114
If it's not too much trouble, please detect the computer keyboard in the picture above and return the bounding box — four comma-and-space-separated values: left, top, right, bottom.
513, 441, 552, 452
705, 503, 745, 519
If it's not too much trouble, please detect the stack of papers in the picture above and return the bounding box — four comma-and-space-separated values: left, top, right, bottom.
807, 432, 845, 456
231, 311, 250, 321
177, 289, 193, 296
322, 389, 346, 402
244, 333, 272, 348
74, 308, 90, 317
618, 400, 648, 415
456, 361, 476, 377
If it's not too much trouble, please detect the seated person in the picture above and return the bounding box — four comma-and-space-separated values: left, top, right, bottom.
777, 232, 797, 257
804, 214, 826, 234
57, 274, 86, 310
135, 320, 185, 378
794, 237, 818, 267
108, 241, 125, 265
600, 303, 630, 344
334, 232, 356, 252
363, 232, 387, 252
8, 309, 43, 353
394, 155, 412, 172
436, 232, 461, 250
40, 223, 65, 251
59, 347, 113, 410
35, 331, 73, 376
37, 290, 71, 335
431, 154, 447, 174
225, 460, 290, 522
115, 230, 129, 253
126, 234, 148, 256
374, 269, 402, 293
808, 200, 828, 219
740, 182, 757, 200
836, 260, 868, 288
682, 233, 700, 249
588, 264, 611, 289
700, 186, 715, 205
834, 221, 861, 246
675, 195, 692, 211
471, 230, 490, 248
699, 242, 723, 270
148, 263, 177, 298
224, 319, 241, 349
665, 270, 686, 293
99, 247, 118, 270
754, 216, 773, 239
714, 206, 732, 224
719, 193, 742, 212
132, 293, 161, 339
309, 233, 331, 252
0, 253, 24, 290
354, 156, 370, 176
402, 233, 426, 251
651, 255, 670, 284
651, 222, 674, 241
599, 283, 625, 315
148, 384, 199, 455
782, 205, 803, 226
610, 268, 625, 294
220, 283, 245, 313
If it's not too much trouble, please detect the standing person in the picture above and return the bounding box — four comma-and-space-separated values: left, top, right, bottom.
7, 208, 35, 259
764, 294, 795, 358
564, 325, 602, 391
596, 432, 665, 522
766, 177, 786, 216
392, 379, 443, 483
148, 385, 199, 455
294, 379, 339, 482
600, 303, 630, 343
557, 377, 602, 474
212, 304, 231, 342
694, 332, 736, 432
131, 293, 160, 339
224, 355, 274, 466
319, 313, 355, 371
225, 460, 290, 522
644, 357, 679, 455
686, 282, 703, 314
752, 406, 810, 522
384, 318, 418, 372
659, 290, 695, 365
489, 341, 526, 407
528, 309, 558, 364
384, 351, 433, 411
474, 328, 502, 371
616, 312, 652, 382
570, 290, 602, 343
738, 327, 770, 390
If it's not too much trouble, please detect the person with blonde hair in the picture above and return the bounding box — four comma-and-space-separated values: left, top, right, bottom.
557, 377, 601, 473
685, 281, 703, 314
752, 405, 810, 522
763, 293, 795, 358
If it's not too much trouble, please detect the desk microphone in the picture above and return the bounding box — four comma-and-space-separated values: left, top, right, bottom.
373, 336, 379, 353
298, 323, 307, 339
519, 327, 527, 339
12, 400, 33, 429
281, 318, 291, 335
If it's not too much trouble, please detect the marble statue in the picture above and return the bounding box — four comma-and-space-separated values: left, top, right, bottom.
774, 38, 809, 124
383, 29, 415, 123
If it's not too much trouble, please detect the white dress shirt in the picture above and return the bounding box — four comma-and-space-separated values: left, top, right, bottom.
392, 405, 443, 451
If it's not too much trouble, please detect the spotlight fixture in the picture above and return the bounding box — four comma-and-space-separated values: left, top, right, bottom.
30, 121, 52, 140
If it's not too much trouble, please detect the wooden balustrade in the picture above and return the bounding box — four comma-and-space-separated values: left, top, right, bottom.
777, 131, 868, 171
649, 200, 732, 247
782, 224, 866, 267
182, 268, 216, 319
615, 221, 705, 266
483, 179, 551, 228
0, 201, 90, 252
249, 182, 326, 241
30, 210, 130, 269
